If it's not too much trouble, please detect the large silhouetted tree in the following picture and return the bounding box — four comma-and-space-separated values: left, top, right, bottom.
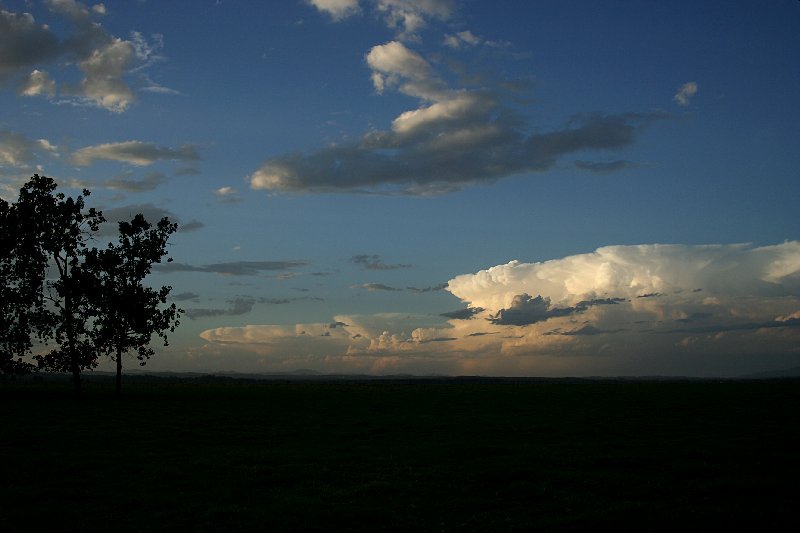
0, 197, 43, 375
84, 214, 182, 396
2, 175, 183, 396
13, 175, 106, 396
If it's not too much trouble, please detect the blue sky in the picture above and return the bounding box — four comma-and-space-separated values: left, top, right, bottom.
2, 0, 799, 376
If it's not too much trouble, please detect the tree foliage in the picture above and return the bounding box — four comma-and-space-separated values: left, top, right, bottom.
84, 214, 181, 395
0, 175, 182, 396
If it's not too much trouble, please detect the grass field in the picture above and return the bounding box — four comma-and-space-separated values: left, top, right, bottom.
2, 378, 799, 531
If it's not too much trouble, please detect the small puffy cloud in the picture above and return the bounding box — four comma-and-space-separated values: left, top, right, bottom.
92, 4, 107, 15
75, 38, 135, 112
674, 81, 698, 107
365, 40, 436, 95
443, 30, 481, 49
307, 0, 360, 20
213, 186, 243, 204
375, 0, 455, 39
72, 141, 199, 166
18, 69, 56, 97
215, 186, 236, 196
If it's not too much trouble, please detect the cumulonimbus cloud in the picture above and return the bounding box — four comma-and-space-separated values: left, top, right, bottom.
196, 242, 800, 377
446, 242, 800, 312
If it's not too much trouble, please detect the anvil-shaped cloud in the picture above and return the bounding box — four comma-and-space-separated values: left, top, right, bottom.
196, 242, 800, 377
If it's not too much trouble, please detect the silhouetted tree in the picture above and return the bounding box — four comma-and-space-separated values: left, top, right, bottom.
84, 214, 182, 396
0, 197, 42, 375
12, 175, 105, 396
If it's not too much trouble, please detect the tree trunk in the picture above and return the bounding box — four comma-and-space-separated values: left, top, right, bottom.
65, 288, 82, 399
71, 363, 82, 399
115, 346, 123, 397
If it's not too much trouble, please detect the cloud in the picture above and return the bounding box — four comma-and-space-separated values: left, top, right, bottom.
250, 39, 665, 196
0, 9, 61, 81
350, 254, 412, 270
104, 171, 168, 192
307, 0, 455, 39
213, 186, 243, 204
489, 294, 624, 326
1, 3, 167, 112
440, 307, 483, 319
18, 69, 56, 97
307, 0, 360, 21
375, 0, 455, 39
408, 283, 448, 293
72, 141, 200, 166
447, 242, 800, 312
443, 30, 482, 49
186, 297, 257, 320
0, 130, 58, 167
351, 282, 402, 291
98, 204, 203, 236
674, 81, 698, 107
195, 241, 800, 377
171, 291, 200, 302
154, 260, 308, 276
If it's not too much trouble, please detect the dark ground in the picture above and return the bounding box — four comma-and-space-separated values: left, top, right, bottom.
2, 377, 799, 531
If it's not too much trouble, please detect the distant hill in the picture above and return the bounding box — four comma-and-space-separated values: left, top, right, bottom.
737, 366, 800, 379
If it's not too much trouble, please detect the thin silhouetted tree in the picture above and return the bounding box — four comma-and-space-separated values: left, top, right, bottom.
84, 214, 182, 396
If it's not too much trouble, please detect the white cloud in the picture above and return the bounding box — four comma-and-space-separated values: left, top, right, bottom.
0, 130, 57, 167
215, 186, 236, 196
72, 141, 199, 166
251, 36, 662, 196
674, 81, 698, 107
196, 242, 800, 377
18, 69, 56, 97
75, 38, 136, 113
365, 40, 436, 95
2, 3, 167, 112
443, 30, 481, 49
307, 0, 360, 21
307, 0, 454, 39
375, 0, 455, 39
447, 242, 800, 311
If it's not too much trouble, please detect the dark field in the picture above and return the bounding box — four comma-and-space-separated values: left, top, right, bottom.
2, 378, 799, 531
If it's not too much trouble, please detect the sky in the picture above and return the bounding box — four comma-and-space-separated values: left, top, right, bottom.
1, 0, 799, 377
